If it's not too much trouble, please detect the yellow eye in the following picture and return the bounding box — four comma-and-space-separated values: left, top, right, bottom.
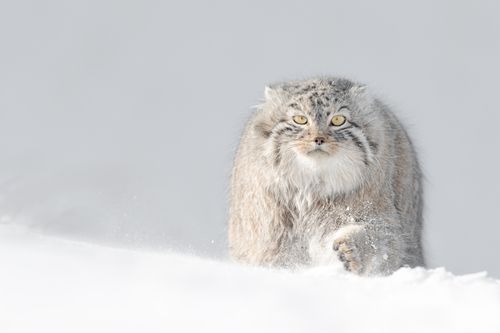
292, 115, 308, 125
331, 115, 346, 126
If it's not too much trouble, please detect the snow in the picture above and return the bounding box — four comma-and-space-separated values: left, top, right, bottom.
1, 225, 499, 333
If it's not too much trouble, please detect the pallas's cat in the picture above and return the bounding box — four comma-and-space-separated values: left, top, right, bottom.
229, 77, 424, 275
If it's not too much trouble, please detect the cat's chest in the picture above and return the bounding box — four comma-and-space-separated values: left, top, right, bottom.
288, 198, 356, 232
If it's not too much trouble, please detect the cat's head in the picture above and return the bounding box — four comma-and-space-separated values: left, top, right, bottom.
254, 77, 381, 195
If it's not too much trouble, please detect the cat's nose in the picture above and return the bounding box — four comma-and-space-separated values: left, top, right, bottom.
314, 137, 326, 145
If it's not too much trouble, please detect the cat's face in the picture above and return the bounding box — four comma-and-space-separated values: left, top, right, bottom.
256, 78, 379, 194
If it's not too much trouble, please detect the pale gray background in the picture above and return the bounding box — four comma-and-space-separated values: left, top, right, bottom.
0, 0, 499, 276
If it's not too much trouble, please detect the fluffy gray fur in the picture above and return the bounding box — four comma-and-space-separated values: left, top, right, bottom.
228, 77, 424, 275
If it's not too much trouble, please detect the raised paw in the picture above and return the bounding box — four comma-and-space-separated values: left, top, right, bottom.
332, 225, 372, 274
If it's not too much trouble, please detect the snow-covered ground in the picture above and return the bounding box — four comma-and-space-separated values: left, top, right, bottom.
1, 224, 499, 333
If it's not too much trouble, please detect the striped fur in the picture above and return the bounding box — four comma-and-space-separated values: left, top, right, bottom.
228, 77, 424, 275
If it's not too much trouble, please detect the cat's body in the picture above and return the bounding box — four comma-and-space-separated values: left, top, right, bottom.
228, 77, 424, 275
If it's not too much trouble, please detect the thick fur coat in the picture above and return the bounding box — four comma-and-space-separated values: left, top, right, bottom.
228, 77, 424, 275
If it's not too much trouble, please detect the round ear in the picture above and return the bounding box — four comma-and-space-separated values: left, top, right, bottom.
349, 84, 375, 110
254, 85, 285, 139
264, 86, 275, 101
263, 85, 286, 102
349, 84, 367, 96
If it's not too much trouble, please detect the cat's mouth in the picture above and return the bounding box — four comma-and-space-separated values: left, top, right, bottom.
306, 147, 330, 157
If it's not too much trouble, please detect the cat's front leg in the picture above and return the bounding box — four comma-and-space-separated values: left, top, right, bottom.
331, 223, 403, 275
331, 225, 372, 274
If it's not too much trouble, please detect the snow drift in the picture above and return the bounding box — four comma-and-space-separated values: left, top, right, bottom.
1, 225, 499, 333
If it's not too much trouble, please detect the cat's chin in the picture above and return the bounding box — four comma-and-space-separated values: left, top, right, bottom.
292, 147, 366, 195
296, 150, 336, 168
